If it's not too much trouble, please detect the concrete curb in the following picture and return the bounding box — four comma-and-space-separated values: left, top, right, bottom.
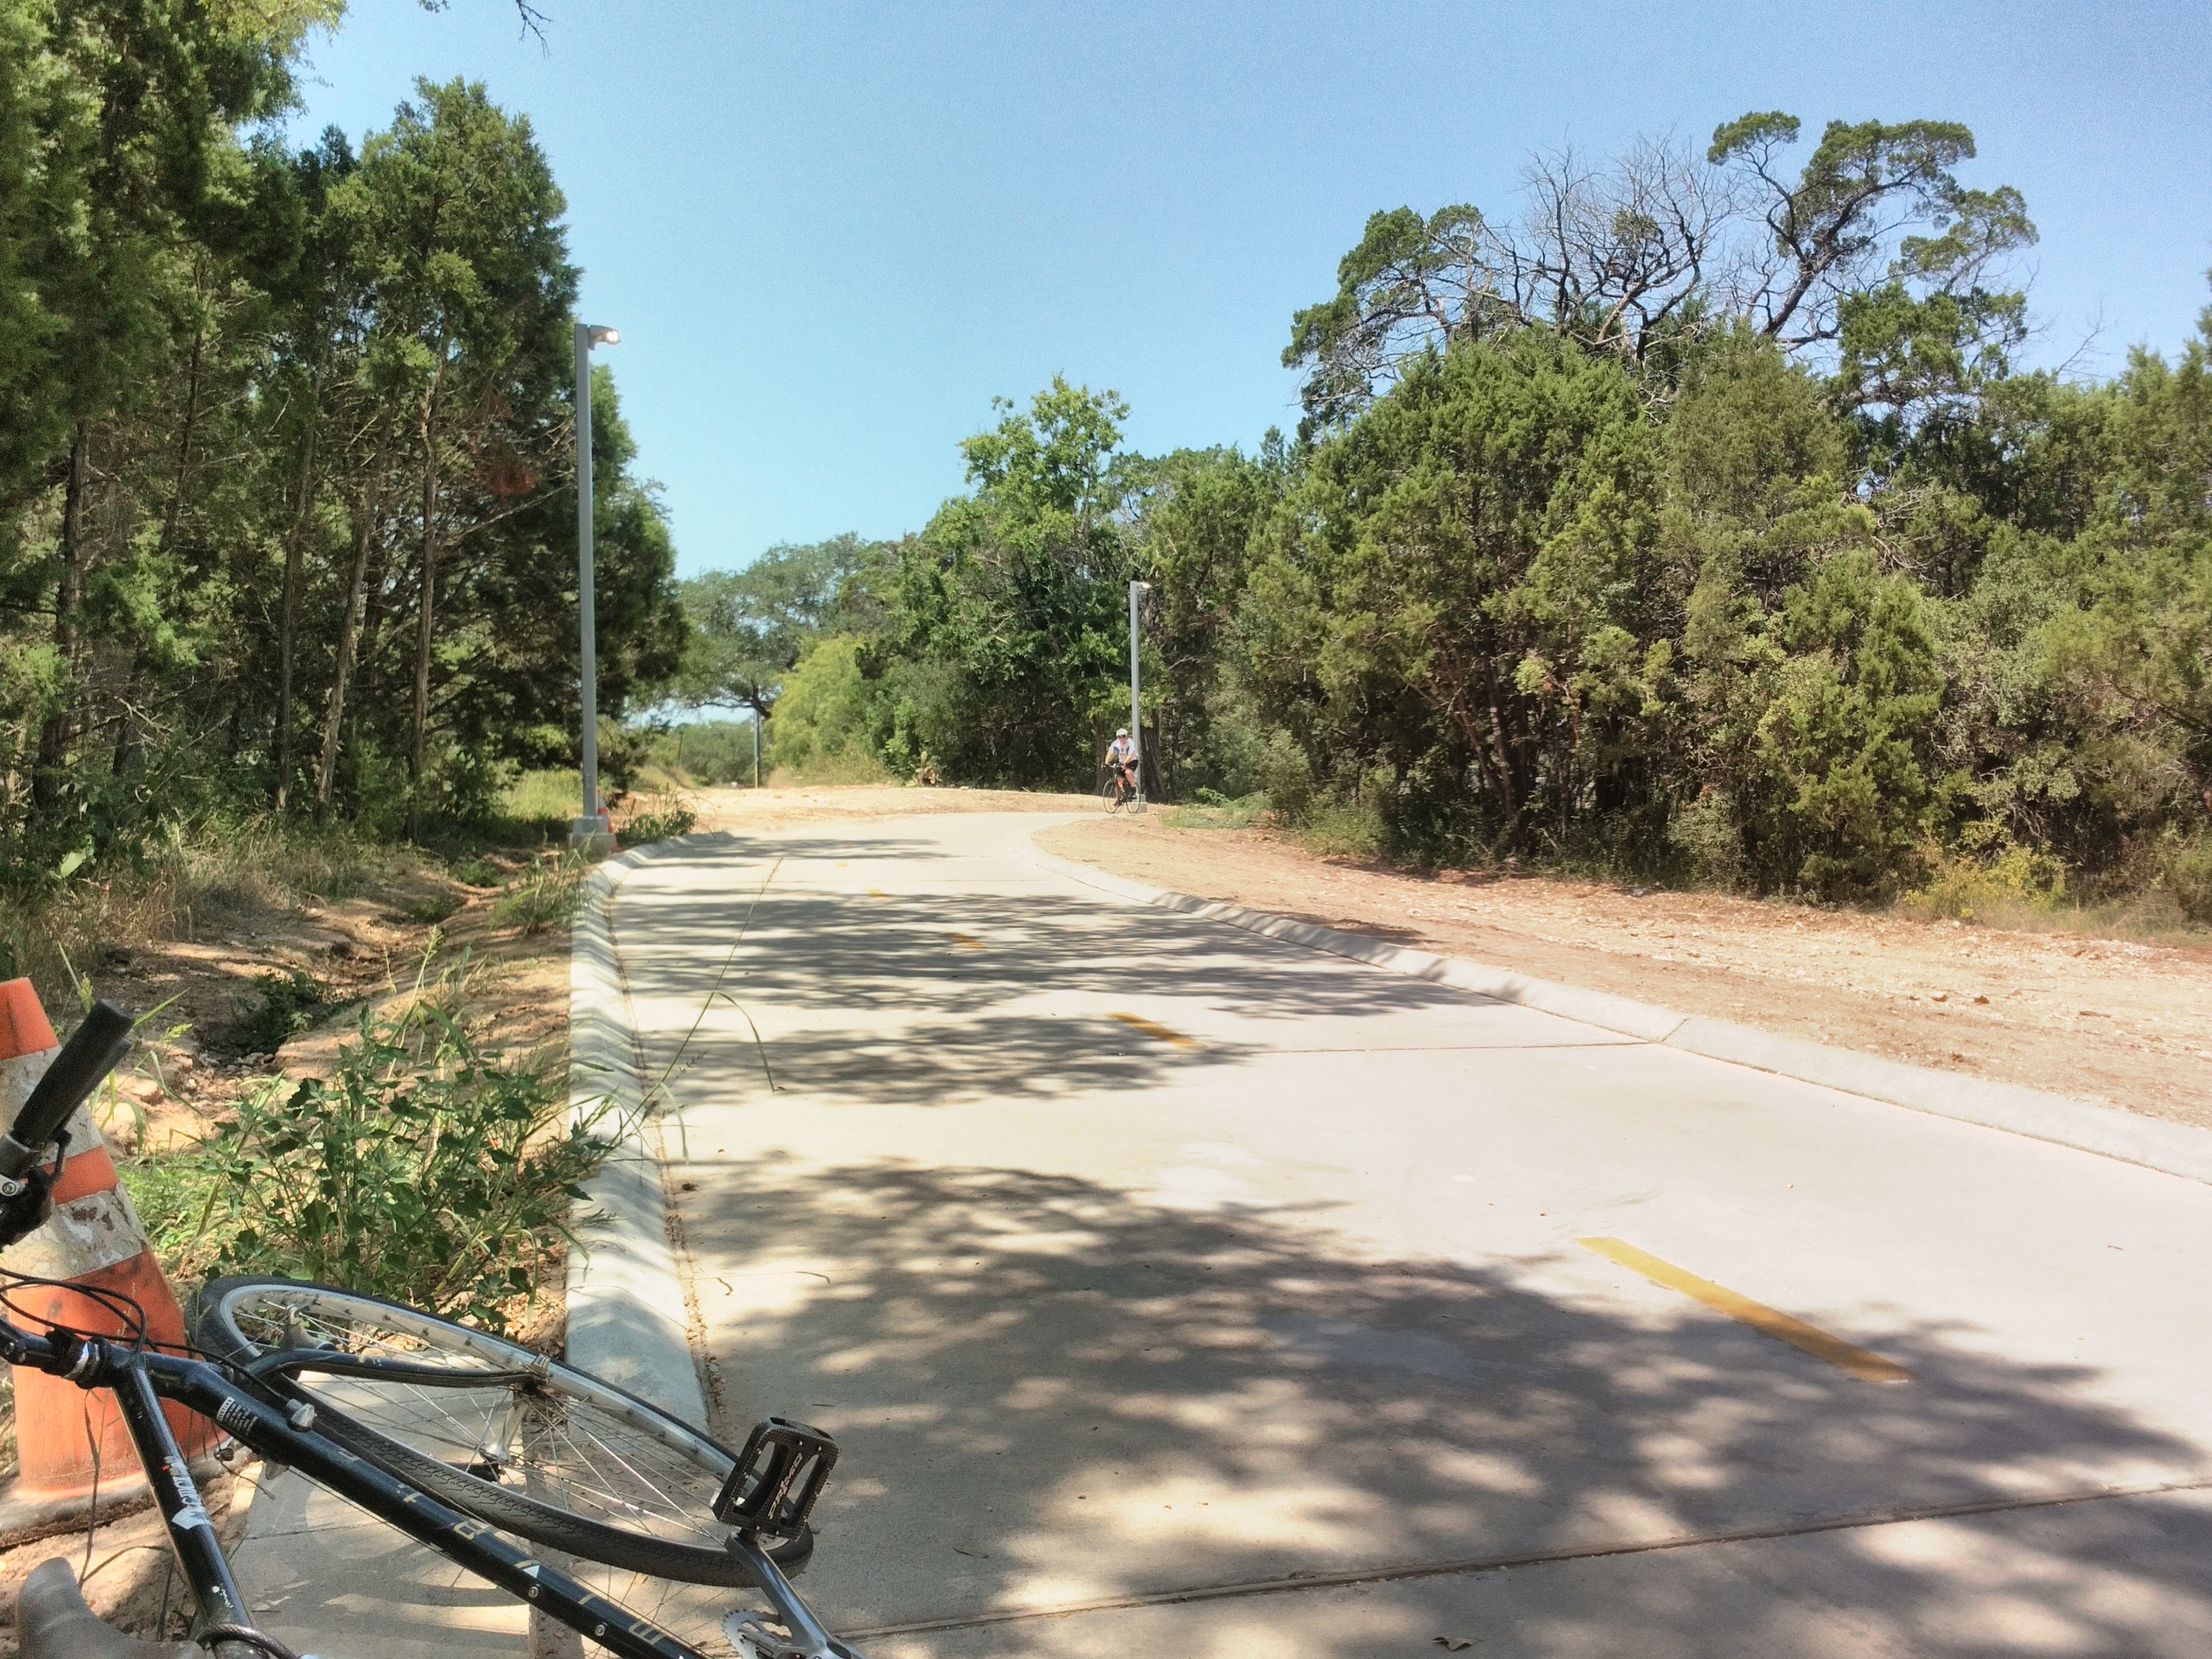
1019, 831, 2212, 1188
565, 834, 720, 1425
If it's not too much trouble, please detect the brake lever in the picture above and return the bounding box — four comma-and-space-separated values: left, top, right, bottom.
0, 1128, 68, 1251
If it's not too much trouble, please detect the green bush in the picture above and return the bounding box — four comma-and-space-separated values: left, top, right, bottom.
1257, 730, 1314, 820
233, 968, 329, 1057
1906, 834, 2068, 922
1668, 788, 1747, 890
2166, 837, 2212, 925
125, 1002, 621, 1329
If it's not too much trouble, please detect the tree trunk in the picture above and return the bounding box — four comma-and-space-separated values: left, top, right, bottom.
1488, 693, 1519, 822
274, 405, 321, 811
108, 310, 210, 786
156, 299, 207, 560
316, 486, 377, 807
406, 354, 448, 840
1141, 717, 1165, 801
30, 424, 92, 818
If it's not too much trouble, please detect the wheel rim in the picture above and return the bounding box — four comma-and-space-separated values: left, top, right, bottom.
205, 1283, 737, 1557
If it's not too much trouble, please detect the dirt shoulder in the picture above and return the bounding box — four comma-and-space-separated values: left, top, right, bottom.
79, 853, 569, 1158
1037, 815, 2212, 1131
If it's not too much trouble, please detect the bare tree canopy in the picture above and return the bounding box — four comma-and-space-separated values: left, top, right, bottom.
1285, 110, 2037, 432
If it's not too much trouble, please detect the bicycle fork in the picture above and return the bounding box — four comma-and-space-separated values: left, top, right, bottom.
108, 1355, 258, 1651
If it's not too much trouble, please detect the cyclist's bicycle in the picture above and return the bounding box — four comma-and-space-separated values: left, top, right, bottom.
1099, 762, 1137, 813
1, 1002, 864, 1659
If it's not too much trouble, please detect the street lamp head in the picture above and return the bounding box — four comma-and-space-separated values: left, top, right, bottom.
586, 325, 621, 347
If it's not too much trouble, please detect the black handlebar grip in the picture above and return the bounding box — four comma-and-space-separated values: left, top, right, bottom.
0, 1001, 134, 1180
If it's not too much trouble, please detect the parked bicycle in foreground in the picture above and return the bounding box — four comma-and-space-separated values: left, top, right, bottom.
2, 1001, 865, 1658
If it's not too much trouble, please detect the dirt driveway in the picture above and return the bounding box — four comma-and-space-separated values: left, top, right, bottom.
1031, 814, 2212, 1132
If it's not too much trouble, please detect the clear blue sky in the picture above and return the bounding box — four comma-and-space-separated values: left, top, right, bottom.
291, 0, 2212, 579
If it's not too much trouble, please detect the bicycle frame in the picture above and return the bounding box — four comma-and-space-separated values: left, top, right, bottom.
0, 1319, 839, 1659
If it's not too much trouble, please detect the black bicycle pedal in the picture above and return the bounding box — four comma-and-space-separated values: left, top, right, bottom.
714, 1417, 838, 1538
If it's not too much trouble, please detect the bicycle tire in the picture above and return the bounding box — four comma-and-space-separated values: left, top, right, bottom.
190, 1277, 802, 1591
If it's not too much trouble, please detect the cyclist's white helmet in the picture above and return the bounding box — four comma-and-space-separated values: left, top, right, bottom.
1115, 727, 1128, 736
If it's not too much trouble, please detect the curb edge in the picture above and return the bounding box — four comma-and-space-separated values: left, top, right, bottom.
565, 833, 726, 1426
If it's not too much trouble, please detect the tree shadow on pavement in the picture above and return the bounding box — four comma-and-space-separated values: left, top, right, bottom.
674, 1157, 2212, 1658
619, 854, 1575, 1112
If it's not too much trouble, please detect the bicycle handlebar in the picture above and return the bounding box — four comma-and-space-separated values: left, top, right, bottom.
0, 1001, 132, 1183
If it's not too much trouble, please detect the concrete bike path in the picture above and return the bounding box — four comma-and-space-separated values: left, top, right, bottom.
623, 813, 2212, 1659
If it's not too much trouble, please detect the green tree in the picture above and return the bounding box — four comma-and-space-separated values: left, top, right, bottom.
764, 636, 884, 783
1244, 333, 1663, 855
344, 76, 576, 832
884, 377, 1143, 785
1129, 443, 1283, 794
671, 533, 886, 718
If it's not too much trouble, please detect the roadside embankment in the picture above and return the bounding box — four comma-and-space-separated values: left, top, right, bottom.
1038, 814, 2212, 1131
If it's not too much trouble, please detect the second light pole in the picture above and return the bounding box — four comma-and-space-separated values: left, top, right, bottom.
572, 321, 620, 851
1128, 579, 1150, 813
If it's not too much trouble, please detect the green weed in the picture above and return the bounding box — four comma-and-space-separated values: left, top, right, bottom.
501, 768, 583, 828
617, 796, 698, 847
123, 1002, 621, 1330
0, 816, 401, 1006
1163, 790, 1270, 830
493, 851, 590, 934
232, 967, 329, 1057
1296, 794, 1386, 860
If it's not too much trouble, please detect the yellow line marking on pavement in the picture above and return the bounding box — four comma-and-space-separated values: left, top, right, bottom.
949, 932, 985, 950
1578, 1237, 1914, 1384
1109, 1012, 1199, 1050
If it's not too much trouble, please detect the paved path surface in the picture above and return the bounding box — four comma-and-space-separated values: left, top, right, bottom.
617, 812, 2212, 1659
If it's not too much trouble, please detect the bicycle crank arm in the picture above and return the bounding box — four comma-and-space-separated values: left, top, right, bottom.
724, 1535, 868, 1659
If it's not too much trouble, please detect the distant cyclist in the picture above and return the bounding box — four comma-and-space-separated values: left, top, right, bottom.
1105, 727, 1138, 792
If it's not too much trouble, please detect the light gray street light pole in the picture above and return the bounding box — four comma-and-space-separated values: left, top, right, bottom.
1128, 579, 1151, 813
571, 322, 619, 850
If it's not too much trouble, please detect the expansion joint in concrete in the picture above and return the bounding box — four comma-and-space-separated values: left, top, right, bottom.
844, 1472, 2212, 1641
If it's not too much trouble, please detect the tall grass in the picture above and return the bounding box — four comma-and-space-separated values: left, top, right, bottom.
1162, 789, 1270, 831
502, 767, 583, 827
493, 850, 592, 933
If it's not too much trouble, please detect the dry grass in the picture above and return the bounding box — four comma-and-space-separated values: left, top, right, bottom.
0, 819, 401, 1011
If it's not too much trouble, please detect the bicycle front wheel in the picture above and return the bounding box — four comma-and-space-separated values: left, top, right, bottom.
190, 1277, 793, 1591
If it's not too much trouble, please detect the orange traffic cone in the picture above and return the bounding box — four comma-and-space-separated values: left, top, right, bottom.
0, 980, 217, 1527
